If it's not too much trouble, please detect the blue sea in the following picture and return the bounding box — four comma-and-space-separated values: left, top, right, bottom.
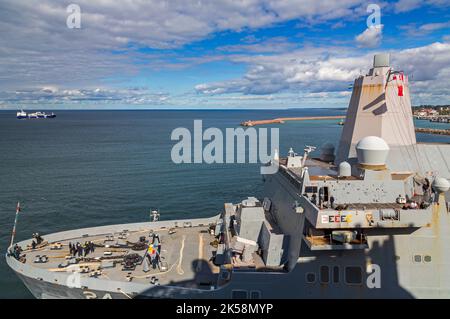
0, 109, 448, 298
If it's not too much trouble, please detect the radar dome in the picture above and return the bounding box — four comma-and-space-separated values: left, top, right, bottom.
432, 177, 450, 193
338, 161, 351, 177
320, 142, 335, 162
356, 136, 389, 166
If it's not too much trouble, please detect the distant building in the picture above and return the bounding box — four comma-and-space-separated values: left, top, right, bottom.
414, 108, 438, 117
416, 110, 428, 116
429, 109, 439, 116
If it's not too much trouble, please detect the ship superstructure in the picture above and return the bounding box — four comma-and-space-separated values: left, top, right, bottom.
16, 110, 27, 119
6, 54, 450, 299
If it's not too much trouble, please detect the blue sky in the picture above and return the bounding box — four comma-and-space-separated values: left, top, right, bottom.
0, 0, 449, 109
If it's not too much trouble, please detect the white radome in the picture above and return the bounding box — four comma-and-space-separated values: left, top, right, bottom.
356, 136, 390, 166
338, 161, 351, 177
432, 177, 450, 193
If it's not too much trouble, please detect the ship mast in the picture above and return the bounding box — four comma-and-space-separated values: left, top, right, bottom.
335, 53, 416, 165
9, 202, 21, 248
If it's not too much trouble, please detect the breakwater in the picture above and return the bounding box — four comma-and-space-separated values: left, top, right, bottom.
240, 116, 450, 136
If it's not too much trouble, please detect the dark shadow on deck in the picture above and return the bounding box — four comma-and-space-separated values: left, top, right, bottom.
135, 228, 415, 299
135, 259, 218, 298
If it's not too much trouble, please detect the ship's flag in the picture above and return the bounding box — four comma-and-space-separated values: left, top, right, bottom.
393, 75, 397, 80
398, 85, 404, 96
399, 73, 404, 81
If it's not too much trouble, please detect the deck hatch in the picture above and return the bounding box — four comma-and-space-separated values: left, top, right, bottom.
320, 266, 330, 284
306, 272, 316, 283
333, 266, 340, 283
345, 266, 362, 285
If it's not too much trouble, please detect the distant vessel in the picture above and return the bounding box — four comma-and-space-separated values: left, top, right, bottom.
429, 117, 449, 123
17, 110, 56, 119
16, 110, 27, 119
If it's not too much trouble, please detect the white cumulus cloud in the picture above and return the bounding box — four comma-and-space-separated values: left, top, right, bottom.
355, 26, 383, 48
195, 42, 450, 106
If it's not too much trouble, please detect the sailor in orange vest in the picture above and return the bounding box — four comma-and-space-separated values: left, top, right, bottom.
147, 244, 160, 269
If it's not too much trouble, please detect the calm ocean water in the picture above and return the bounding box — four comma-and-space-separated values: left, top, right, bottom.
0, 109, 448, 298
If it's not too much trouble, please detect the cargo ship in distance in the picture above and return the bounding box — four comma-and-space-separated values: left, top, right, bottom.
6, 54, 450, 299
17, 110, 56, 119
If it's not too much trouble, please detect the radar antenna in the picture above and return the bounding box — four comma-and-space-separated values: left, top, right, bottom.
302, 145, 316, 166
150, 209, 160, 222
288, 147, 296, 157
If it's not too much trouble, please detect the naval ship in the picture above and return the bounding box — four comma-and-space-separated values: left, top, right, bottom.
6, 54, 450, 299
16, 110, 56, 119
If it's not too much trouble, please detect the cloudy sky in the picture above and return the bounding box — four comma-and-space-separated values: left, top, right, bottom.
0, 0, 449, 109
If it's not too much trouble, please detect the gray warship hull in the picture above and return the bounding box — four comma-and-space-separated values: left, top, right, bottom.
6, 196, 450, 299
6, 53, 450, 299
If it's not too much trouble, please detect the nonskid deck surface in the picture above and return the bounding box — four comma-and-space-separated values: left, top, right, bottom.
19, 224, 220, 289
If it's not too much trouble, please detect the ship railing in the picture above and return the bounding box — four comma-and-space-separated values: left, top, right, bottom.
308, 233, 368, 246
304, 233, 369, 251
279, 165, 302, 190
217, 208, 234, 285
221, 204, 235, 266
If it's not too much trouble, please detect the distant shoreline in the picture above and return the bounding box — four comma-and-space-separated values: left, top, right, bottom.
2, 105, 447, 112
0, 107, 349, 112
